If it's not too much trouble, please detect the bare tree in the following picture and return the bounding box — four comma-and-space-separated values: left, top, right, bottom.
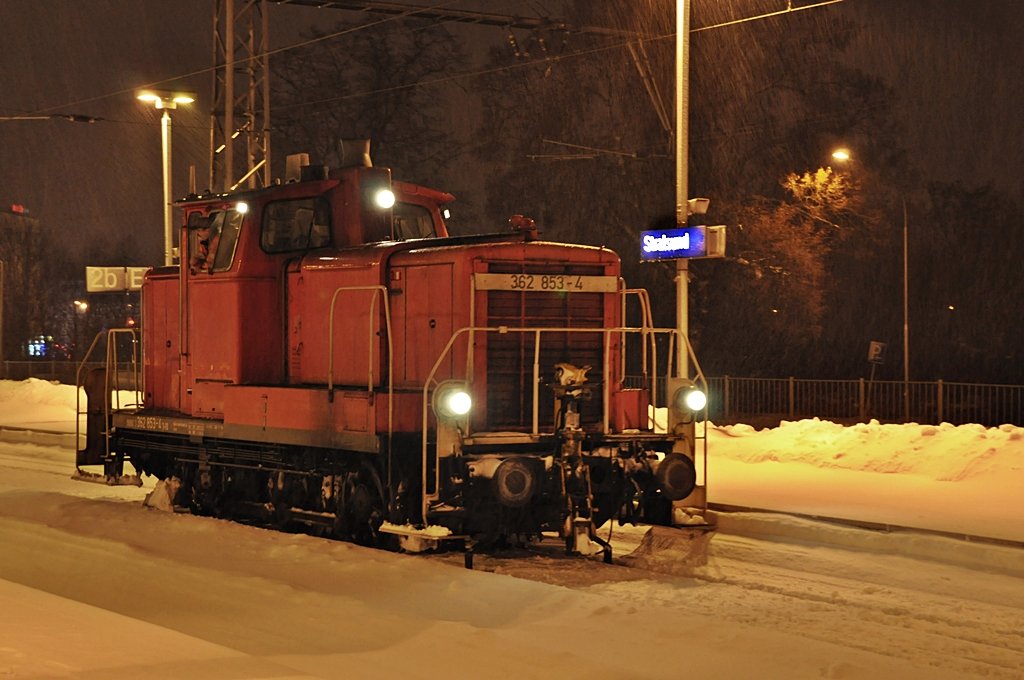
272, 17, 468, 190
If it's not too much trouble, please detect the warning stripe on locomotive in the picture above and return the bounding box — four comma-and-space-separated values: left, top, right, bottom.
474, 273, 617, 293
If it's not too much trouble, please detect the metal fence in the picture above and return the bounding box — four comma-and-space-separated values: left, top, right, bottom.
2, 361, 139, 390
707, 376, 1024, 428
5, 362, 1023, 427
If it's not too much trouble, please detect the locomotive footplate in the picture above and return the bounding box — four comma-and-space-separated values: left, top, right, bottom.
379, 522, 473, 563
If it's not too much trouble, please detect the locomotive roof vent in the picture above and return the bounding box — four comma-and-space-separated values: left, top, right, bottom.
285, 153, 309, 183
338, 138, 373, 168
284, 152, 329, 183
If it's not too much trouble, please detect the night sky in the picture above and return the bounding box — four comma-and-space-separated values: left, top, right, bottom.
1, 0, 1021, 265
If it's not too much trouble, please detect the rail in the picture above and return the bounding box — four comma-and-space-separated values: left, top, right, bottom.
419, 324, 708, 523
326, 285, 393, 401
74, 328, 142, 471
326, 284, 395, 488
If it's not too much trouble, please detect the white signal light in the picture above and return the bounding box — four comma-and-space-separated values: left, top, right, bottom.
684, 388, 707, 411
672, 382, 707, 413
374, 188, 396, 210
235, 201, 249, 214
433, 382, 473, 420
446, 391, 472, 417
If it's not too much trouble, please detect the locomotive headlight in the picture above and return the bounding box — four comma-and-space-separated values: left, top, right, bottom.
672, 381, 707, 413
433, 382, 473, 420
235, 201, 249, 214
373, 188, 396, 210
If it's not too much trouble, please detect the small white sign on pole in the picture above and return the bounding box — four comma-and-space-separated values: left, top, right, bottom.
85, 266, 150, 292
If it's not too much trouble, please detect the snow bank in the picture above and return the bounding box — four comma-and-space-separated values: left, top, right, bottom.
0, 378, 81, 430
710, 417, 1024, 483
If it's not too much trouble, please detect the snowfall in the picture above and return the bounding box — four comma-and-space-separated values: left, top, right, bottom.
0, 378, 1021, 679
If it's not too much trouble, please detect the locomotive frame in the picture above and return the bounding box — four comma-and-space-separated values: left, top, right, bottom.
76, 152, 711, 559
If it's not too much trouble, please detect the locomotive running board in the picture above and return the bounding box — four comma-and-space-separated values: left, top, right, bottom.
379, 522, 474, 567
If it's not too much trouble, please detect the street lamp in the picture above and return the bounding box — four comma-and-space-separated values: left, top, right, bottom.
675, 0, 692, 376
136, 88, 196, 267
0, 259, 5, 378
72, 300, 89, 360
831, 148, 910, 422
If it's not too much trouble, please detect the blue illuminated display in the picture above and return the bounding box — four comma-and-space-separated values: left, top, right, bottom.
640, 226, 707, 260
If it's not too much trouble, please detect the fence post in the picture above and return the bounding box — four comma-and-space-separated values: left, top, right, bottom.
723, 375, 731, 421
788, 376, 795, 419
858, 378, 865, 421
936, 379, 943, 424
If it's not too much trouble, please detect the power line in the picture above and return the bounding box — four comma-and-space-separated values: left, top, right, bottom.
0, 114, 101, 123
25, 0, 467, 117
22, 0, 844, 120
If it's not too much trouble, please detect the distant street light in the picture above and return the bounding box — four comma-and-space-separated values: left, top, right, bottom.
136, 88, 196, 267
72, 300, 89, 360
831, 148, 911, 422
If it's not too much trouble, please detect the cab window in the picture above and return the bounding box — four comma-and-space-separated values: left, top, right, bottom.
261, 197, 332, 252
393, 202, 436, 239
212, 211, 243, 270
188, 208, 243, 274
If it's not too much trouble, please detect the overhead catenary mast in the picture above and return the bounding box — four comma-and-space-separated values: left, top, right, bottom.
210, 0, 271, 194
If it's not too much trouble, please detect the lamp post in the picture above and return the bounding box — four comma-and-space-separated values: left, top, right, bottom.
900, 197, 909, 422
136, 89, 196, 267
675, 0, 691, 377
831, 149, 910, 421
0, 259, 5, 378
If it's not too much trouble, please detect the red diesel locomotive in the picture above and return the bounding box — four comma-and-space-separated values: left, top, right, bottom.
78, 151, 709, 557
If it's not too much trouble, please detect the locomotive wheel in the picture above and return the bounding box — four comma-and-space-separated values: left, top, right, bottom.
655, 452, 697, 501
492, 459, 536, 507
334, 462, 386, 545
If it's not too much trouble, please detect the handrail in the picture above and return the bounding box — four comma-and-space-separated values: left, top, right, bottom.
327, 285, 392, 400
74, 328, 141, 469
326, 285, 394, 489
621, 287, 659, 428
418, 323, 706, 523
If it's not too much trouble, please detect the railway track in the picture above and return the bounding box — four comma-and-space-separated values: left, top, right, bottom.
707, 502, 1024, 550
3, 424, 1021, 555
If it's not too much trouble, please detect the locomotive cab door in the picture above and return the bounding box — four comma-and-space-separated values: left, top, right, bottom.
391, 263, 455, 386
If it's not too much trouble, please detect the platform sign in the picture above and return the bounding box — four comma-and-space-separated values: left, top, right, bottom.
86, 266, 150, 292
640, 226, 707, 261
125, 267, 148, 291
867, 341, 887, 365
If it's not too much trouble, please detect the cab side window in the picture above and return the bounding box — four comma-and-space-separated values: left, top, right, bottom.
393, 202, 436, 239
261, 198, 332, 253
188, 209, 243, 274
212, 210, 243, 271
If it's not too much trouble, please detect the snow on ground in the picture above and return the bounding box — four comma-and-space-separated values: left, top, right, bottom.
1, 378, 1022, 679
706, 418, 1024, 543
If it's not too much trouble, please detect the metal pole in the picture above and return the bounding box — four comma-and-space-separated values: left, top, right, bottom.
675, 0, 691, 378
902, 198, 909, 421
224, 0, 235, 192
161, 109, 174, 266
0, 259, 5, 378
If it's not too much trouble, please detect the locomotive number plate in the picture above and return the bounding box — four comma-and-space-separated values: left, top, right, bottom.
474, 273, 617, 293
